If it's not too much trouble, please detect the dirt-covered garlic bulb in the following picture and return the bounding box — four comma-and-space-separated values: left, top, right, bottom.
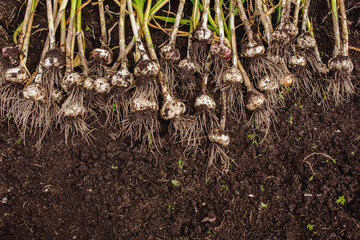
257, 76, 279, 92
178, 58, 198, 74
193, 24, 213, 44
83, 77, 95, 91
209, 128, 230, 147
241, 40, 265, 58
160, 44, 181, 62
134, 51, 159, 78
328, 55, 354, 73
296, 33, 316, 50
111, 67, 134, 88
43, 49, 66, 69
93, 78, 111, 94
280, 73, 296, 87
1, 45, 20, 65
5, 67, 29, 84
160, 97, 186, 121
131, 97, 158, 113
210, 42, 232, 61
245, 88, 266, 111
61, 72, 83, 92
195, 93, 216, 110
22, 82, 46, 102
89, 48, 113, 65
222, 67, 243, 84
289, 54, 307, 68
63, 102, 86, 117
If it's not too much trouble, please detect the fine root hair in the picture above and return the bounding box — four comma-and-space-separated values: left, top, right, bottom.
89, 60, 108, 77
249, 55, 281, 78
121, 109, 161, 152
264, 89, 284, 109
176, 69, 198, 99
105, 87, 132, 129
0, 57, 9, 86
0, 83, 22, 120
206, 143, 232, 178
160, 59, 177, 93
247, 105, 278, 140
10, 98, 54, 149
195, 107, 219, 137
133, 77, 160, 104
190, 41, 209, 72
169, 115, 203, 154
211, 55, 227, 87
327, 71, 354, 106
222, 83, 245, 122
43, 67, 63, 102
61, 117, 93, 146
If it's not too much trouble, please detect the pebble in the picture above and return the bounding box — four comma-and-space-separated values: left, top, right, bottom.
104, 172, 112, 181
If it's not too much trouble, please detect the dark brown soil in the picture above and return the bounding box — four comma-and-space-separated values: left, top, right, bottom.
1, 1, 360, 239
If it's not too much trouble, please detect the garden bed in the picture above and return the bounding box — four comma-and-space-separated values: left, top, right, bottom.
0, 0, 359, 239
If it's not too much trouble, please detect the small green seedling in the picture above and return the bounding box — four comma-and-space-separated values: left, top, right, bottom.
171, 180, 180, 187
111, 165, 118, 170
168, 205, 174, 212
221, 185, 228, 191
307, 224, 314, 231
112, 103, 116, 112
260, 202, 268, 208
289, 115, 294, 125
308, 175, 314, 182
260, 185, 265, 191
247, 133, 258, 144
335, 196, 345, 205
177, 158, 184, 169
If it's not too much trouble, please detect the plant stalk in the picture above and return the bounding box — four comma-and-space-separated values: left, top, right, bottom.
22, 0, 37, 65
76, 0, 89, 75
46, 0, 56, 50
169, 0, 186, 45
330, 0, 341, 54
301, 0, 310, 33
339, 0, 349, 56
214, 0, 225, 44
236, 0, 254, 41
65, 0, 78, 71
98, 0, 108, 48
293, 0, 301, 26
18, 0, 34, 51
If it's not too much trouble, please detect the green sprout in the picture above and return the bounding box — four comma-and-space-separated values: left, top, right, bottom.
335, 196, 345, 205
168, 205, 174, 212
111, 165, 118, 170
260, 185, 265, 191
177, 158, 184, 169
307, 224, 314, 231
260, 202, 268, 208
171, 179, 180, 187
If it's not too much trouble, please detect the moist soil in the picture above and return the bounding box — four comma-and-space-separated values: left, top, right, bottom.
1, 1, 360, 239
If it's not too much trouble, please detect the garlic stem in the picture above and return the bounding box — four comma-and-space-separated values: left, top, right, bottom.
214, 0, 225, 44
301, 0, 310, 33
330, 0, 341, 55
169, 0, 186, 45
236, 0, 254, 41
293, 0, 301, 26
46, 0, 56, 50
98, 0, 108, 48
339, 0, 349, 56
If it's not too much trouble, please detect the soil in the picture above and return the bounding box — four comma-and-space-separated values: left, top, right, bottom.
1, 0, 360, 239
